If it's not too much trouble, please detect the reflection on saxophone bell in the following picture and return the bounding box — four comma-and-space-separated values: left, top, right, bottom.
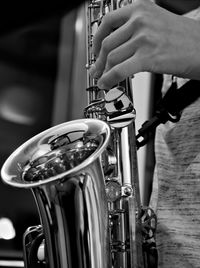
1, 1, 157, 268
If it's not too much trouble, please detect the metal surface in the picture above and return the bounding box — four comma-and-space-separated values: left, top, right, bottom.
1, 119, 110, 188
85, 1, 144, 267
1, 119, 111, 268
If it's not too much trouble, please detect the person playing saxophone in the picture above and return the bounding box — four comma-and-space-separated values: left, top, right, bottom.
90, 0, 200, 267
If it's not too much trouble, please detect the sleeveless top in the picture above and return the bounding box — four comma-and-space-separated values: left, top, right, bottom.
150, 7, 200, 268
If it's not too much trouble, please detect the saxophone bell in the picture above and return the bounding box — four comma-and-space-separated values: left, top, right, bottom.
1, 119, 111, 268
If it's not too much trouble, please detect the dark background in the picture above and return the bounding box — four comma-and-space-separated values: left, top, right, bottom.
0, 8, 78, 261
0, 0, 199, 265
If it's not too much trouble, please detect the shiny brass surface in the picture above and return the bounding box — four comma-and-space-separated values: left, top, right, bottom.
1, 119, 110, 188
1, 119, 111, 268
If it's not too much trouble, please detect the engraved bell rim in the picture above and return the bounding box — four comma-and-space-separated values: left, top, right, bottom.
1, 118, 110, 188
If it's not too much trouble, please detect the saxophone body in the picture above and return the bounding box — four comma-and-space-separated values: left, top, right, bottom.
1, 1, 157, 268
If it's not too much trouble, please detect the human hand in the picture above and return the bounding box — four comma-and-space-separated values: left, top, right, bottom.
90, 0, 200, 89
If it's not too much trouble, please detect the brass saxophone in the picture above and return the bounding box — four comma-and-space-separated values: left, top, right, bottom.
1, 1, 157, 268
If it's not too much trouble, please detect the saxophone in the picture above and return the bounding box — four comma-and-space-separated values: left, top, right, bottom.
1, 1, 157, 267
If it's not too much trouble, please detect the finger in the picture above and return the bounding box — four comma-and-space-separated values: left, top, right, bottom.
92, 5, 132, 56
97, 53, 144, 89
104, 37, 138, 73
91, 21, 133, 78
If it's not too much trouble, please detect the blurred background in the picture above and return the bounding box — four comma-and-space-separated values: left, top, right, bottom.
0, 0, 199, 267
0, 4, 87, 267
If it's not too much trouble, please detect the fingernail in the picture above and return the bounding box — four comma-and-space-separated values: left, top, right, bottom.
97, 80, 106, 89
89, 64, 102, 78
88, 64, 97, 77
